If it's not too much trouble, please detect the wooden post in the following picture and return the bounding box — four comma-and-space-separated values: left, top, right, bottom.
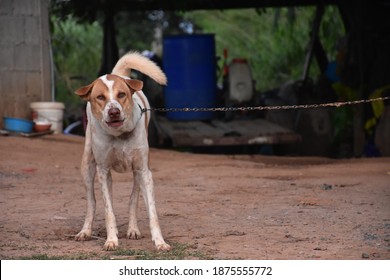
301, 5, 324, 82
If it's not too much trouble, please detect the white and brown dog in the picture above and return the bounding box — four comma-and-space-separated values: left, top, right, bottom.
74, 52, 170, 251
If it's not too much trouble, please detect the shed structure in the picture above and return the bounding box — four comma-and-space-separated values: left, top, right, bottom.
0, 0, 52, 127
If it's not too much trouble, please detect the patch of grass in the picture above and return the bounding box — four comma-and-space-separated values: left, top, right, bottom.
0, 242, 38, 252
16, 252, 106, 260
113, 242, 212, 260
7, 242, 211, 260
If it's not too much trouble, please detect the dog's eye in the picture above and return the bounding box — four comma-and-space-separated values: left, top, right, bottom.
97, 95, 105, 101
118, 92, 126, 99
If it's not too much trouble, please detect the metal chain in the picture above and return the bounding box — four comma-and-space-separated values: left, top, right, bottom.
143, 96, 390, 113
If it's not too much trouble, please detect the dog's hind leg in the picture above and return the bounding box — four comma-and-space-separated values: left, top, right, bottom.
127, 183, 142, 239
135, 168, 171, 251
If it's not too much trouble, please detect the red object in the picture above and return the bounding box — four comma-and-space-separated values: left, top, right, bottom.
223, 48, 229, 76
232, 58, 248, 64
34, 123, 51, 132
22, 168, 37, 173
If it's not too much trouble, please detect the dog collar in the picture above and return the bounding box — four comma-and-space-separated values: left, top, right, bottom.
118, 104, 146, 137
137, 103, 147, 115
135, 103, 147, 125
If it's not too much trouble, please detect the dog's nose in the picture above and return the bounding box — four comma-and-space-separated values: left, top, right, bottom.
108, 108, 120, 119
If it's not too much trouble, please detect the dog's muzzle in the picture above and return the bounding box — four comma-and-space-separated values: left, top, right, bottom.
106, 107, 124, 127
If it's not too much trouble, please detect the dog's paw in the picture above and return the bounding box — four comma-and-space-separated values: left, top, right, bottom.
104, 239, 118, 251
75, 230, 91, 241
156, 242, 171, 251
127, 229, 142, 240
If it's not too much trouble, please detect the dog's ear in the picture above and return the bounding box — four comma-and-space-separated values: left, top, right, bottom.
75, 81, 95, 101
124, 79, 143, 92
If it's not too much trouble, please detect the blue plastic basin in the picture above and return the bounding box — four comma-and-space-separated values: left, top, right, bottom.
3, 117, 34, 133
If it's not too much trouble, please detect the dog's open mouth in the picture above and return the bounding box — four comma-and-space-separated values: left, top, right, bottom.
106, 119, 124, 127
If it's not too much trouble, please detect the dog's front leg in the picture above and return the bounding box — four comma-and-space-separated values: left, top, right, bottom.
127, 183, 142, 239
97, 167, 119, 250
135, 169, 171, 251
75, 136, 96, 242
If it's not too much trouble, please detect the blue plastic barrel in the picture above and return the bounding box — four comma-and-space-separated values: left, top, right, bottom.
163, 34, 216, 120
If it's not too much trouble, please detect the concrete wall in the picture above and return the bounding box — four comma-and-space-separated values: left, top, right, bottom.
0, 0, 51, 127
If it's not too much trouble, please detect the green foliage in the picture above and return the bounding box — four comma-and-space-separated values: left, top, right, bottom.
115, 11, 157, 53
51, 15, 102, 119
50, 5, 345, 118
184, 6, 345, 91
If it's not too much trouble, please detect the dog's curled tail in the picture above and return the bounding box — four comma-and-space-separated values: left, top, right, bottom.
111, 51, 167, 85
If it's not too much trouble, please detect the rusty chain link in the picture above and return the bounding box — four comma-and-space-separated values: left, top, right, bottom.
142, 96, 389, 113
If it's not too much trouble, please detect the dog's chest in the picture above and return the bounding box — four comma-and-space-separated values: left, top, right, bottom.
92, 138, 134, 172
109, 146, 132, 173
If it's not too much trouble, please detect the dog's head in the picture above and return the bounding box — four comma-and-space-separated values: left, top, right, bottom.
75, 74, 143, 133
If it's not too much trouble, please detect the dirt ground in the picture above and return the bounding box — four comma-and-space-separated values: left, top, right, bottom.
0, 134, 389, 260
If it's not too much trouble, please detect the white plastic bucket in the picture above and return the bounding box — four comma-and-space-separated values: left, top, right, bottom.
30, 102, 65, 134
